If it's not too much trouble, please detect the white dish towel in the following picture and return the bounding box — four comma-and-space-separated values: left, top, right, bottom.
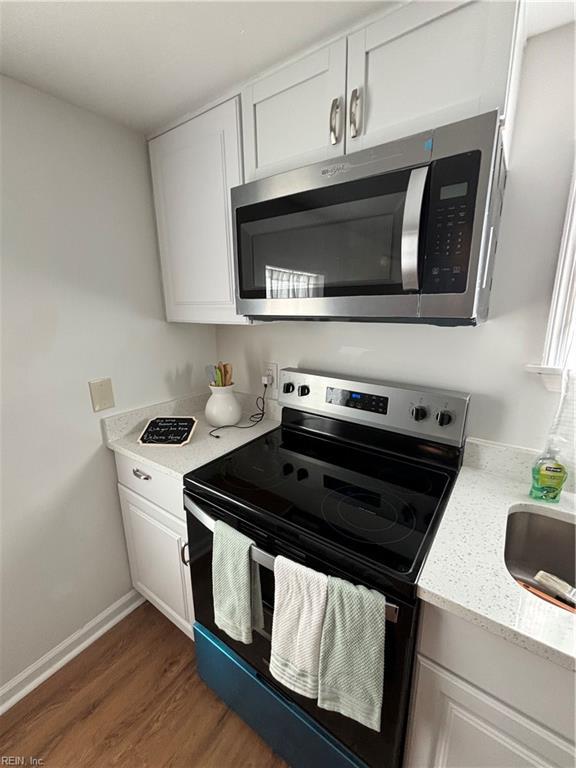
269, 556, 328, 698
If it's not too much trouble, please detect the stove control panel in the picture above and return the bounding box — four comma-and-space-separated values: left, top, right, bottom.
279, 368, 470, 447
326, 387, 389, 415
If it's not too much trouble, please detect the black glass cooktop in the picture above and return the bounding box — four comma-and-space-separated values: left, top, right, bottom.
185, 412, 458, 578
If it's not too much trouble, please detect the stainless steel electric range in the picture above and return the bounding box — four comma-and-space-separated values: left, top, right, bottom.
183, 369, 470, 768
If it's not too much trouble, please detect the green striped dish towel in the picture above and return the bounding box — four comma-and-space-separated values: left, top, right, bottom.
318, 576, 386, 731
212, 520, 263, 644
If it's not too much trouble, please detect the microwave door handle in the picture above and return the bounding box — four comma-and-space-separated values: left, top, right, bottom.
401, 166, 429, 291
184, 496, 400, 623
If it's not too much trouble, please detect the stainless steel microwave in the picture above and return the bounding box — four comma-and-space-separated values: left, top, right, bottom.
231, 111, 506, 325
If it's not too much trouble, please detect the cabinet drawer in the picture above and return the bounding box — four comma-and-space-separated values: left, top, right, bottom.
114, 452, 183, 519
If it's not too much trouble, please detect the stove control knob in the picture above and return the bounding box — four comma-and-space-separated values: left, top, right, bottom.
436, 410, 453, 427
410, 405, 428, 422
282, 383, 295, 394
298, 385, 310, 397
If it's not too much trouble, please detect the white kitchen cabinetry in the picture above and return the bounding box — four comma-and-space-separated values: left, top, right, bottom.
405, 605, 575, 768
115, 451, 183, 512
406, 657, 573, 767
241, 39, 347, 181
241, 2, 523, 181
118, 483, 194, 639
149, 97, 246, 324
347, 1, 521, 152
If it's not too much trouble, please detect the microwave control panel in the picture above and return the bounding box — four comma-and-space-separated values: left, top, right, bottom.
422, 151, 481, 294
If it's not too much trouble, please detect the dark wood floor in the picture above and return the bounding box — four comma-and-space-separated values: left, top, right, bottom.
0, 603, 286, 768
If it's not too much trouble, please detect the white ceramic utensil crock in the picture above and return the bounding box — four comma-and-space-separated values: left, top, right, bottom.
205, 384, 242, 427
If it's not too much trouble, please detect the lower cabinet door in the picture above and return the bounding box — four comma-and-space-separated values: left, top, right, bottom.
405, 656, 574, 768
118, 484, 194, 638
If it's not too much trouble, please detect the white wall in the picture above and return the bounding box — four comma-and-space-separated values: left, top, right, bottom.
216, 24, 575, 450
0, 76, 217, 685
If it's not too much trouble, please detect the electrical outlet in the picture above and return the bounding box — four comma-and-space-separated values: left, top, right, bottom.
263, 361, 279, 398
89, 377, 115, 412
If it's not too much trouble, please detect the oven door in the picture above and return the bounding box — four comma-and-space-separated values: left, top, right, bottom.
233, 160, 430, 320
184, 492, 418, 768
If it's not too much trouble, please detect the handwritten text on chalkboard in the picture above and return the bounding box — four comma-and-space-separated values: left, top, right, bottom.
138, 417, 197, 446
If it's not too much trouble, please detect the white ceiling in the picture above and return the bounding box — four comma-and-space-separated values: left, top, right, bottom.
526, 0, 575, 37
0, 1, 382, 135
1, 1, 573, 137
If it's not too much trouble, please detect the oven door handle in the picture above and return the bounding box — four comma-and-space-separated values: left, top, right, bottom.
185, 496, 275, 570
401, 165, 429, 292
184, 495, 399, 624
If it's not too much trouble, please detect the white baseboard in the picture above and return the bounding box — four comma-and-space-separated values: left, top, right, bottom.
0, 589, 145, 716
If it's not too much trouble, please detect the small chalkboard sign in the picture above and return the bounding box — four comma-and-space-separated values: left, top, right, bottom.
138, 417, 197, 446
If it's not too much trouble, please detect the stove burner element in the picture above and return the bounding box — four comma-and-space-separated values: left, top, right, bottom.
321, 485, 417, 546
185, 406, 457, 580
222, 453, 289, 490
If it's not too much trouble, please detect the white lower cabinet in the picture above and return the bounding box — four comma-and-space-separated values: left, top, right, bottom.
404, 605, 575, 768
405, 657, 573, 768
118, 483, 194, 639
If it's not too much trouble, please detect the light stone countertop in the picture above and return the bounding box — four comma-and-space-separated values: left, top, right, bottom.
419, 439, 575, 670
104, 396, 575, 669
102, 392, 281, 479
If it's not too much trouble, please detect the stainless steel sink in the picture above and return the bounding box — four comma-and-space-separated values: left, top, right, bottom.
505, 505, 575, 591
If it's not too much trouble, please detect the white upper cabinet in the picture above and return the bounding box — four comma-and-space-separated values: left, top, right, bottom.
346, 1, 521, 152
240, 2, 523, 182
149, 97, 247, 323
148, 3, 523, 323
242, 39, 347, 181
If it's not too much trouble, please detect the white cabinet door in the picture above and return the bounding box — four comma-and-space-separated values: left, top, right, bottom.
347, 1, 520, 152
118, 484, 194, 638
405, 656, 574, 768
149, 97, 247, 324
242, 38, 347, 180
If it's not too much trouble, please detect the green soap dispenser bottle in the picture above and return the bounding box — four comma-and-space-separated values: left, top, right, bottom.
530, 368, 571, 503
530, 439, 568, 502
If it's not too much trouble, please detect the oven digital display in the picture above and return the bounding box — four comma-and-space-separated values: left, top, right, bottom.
326, 387, 388, 415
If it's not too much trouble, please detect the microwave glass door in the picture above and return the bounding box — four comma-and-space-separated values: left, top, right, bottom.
236, 168, 427, 300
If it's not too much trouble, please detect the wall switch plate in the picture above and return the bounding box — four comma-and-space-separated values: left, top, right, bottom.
264, 361, 279, 399
89, 378, 115, 412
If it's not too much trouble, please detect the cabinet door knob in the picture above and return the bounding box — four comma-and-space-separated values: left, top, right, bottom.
181, 542, 190, 566
329, 97, 341, 145
350, 88, 361, 139
132, 468, 151, 481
